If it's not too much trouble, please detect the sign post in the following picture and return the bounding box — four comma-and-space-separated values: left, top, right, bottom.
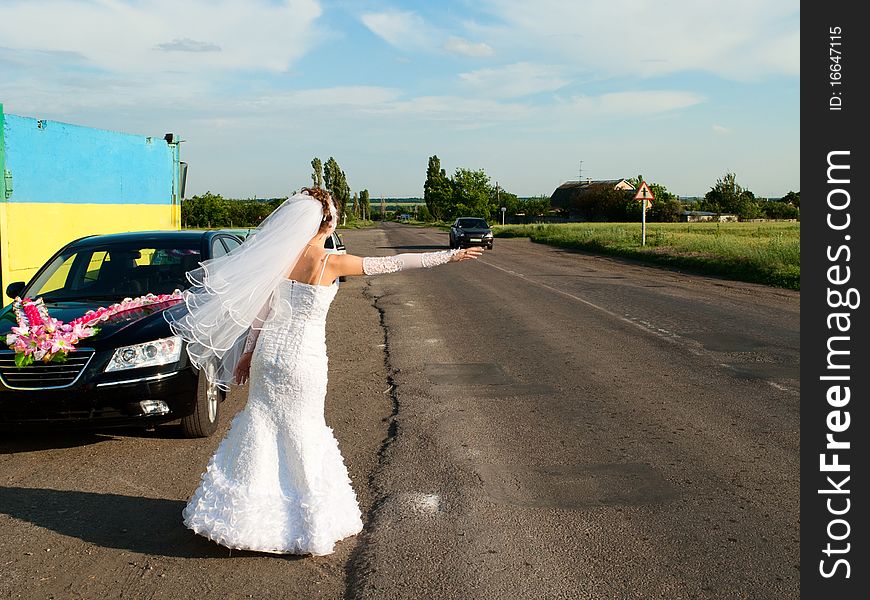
634, 181, 654, 246
500, 206, 506, 225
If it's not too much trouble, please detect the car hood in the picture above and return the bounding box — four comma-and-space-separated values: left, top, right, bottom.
455, 227, 492, 234
0, 298, 187, 349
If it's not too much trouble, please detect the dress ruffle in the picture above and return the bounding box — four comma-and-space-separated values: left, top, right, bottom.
183, 416, 363, 556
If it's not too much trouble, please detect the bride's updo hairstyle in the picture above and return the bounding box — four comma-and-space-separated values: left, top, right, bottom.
301, 187, 336, 233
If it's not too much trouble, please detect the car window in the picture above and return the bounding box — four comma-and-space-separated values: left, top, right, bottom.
212, 238, 229, 258
37, 254, 77, 295
457, 218, 489, 228
26, 243, 202, 301
223, 237, 242, 253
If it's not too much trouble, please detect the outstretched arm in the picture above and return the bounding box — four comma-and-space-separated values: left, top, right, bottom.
329, 246, 484, 278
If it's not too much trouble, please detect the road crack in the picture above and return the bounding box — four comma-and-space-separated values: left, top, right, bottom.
344, 281, 400, 600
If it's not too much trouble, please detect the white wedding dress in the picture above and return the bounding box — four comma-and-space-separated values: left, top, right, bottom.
182, 277, 362, 556
181, 248, 460, 556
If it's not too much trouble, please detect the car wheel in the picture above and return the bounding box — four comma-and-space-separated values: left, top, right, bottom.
487, 242, 493, 250
181, 370, 225, 438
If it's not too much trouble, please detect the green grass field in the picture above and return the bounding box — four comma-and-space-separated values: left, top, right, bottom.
493, 222, 800, 289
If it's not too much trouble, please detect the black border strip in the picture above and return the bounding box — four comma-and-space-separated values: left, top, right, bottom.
802, 4, 868, 596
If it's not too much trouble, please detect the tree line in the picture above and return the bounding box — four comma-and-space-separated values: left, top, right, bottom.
181, 156, 372, 228
423, 156, 799, 223
422, 155, 550, 222
182, 158, 799, 228
181, 192, 283, 228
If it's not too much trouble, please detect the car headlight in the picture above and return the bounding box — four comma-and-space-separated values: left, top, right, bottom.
483, 232, 493, 237
105, 336, 183, 372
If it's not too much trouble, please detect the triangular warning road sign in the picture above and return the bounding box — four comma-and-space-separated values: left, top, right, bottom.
634, 181, 654, 201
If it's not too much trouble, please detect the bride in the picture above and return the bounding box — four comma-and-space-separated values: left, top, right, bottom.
165, 187, 483, 556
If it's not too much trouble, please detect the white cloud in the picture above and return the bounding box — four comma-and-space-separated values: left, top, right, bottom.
569, 91, 705, 117
443, 36, 494, 58
2, 0, 324, 74
155, 39, 222, 53
712, 124, 732, 135
360, 10, 430, 49
459, 62, 569, 97
369, 95, 532, 125
471, 0, 799, 80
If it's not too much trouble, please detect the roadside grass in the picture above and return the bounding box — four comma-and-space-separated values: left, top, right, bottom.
493, 222, 800, 290
337, 219, 377, 230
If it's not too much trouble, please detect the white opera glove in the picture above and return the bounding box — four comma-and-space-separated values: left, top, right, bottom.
242, 295, 274, 354
362, 249, 462, 275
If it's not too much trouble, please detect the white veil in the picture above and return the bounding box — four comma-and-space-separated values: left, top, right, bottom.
164, 192, 325, 391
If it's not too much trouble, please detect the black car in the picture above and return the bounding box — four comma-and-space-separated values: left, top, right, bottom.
449, 217, 494, 250
0, 230, 245, 437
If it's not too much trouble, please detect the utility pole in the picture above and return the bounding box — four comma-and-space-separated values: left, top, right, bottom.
578, 160, 583, 182
496, 181, 504, 225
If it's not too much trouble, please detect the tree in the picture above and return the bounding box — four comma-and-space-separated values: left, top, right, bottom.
311, 158, 323, 188
759, 199, 800, 219
323, 157, 351, 218
781, 190, 800, 208
450, 168, 492, 220
351, 192, 359, 218
702, 172, 760, 219
359, 189, 370, 220
423, 155, 453, 221
516, 196, 551, 217
417, 204, 433, 222
182, 191, 230, 227
491, 183, 519, 218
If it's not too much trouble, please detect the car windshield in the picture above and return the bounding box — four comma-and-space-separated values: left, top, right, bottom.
27, 241, 202, 302
457, 218, 489, 228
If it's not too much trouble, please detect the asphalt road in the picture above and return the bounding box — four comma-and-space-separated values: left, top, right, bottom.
346, 223, 800, 600
0, 222, 800, 599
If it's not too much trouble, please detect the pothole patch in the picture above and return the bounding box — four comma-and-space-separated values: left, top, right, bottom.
477, 463, 677, 509
396, 491, 443, 515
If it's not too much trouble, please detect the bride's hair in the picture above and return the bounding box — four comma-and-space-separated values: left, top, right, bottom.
301, 187, 336, 233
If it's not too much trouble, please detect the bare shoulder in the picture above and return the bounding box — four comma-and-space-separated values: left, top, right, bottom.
329, 252, 365, 277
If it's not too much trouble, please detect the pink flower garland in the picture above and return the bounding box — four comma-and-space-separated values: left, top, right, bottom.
6, 290, 184, 367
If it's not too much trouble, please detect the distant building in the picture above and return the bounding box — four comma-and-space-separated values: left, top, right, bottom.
550, 179, 635, 216
680, 210, 738, 223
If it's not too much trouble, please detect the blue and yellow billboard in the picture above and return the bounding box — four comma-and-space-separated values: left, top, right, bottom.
0, 103, 182, 305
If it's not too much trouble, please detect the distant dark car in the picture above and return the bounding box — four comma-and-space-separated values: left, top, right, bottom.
449, 217, 493, 250
0, 230, 245, 438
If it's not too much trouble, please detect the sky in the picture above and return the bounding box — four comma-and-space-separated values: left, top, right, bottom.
1, 0, 799, 199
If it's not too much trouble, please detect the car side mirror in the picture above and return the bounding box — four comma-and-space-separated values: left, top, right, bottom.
5, 281, 26, 299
